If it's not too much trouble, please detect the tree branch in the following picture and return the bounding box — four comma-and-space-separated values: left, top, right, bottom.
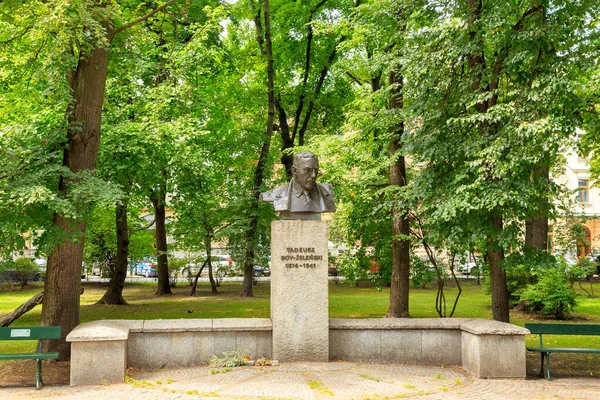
345, 71, 364, 86
129, 217, 156, 235
249, 0, 266, 56
0, 24, 34, 46
114, 0, 178, 34
0, 292, 43, 327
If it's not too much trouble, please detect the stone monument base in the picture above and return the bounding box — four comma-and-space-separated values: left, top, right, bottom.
270, 220, 329, 362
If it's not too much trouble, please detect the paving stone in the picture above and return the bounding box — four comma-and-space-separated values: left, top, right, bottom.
1, 362, 599, 400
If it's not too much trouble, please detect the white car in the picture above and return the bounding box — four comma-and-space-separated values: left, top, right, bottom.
457, 262, 478, 275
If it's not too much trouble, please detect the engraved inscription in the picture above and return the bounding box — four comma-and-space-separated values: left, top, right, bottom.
285, 263, 317, 268
282, 246, 325, 269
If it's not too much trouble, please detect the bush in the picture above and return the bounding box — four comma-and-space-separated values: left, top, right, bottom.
564, 257, 596, 286
410, 257, 436, 289
500, 251, 555, 307
520, 268, 577, 319
168, 257, 188, 287
336, 252, 369, 285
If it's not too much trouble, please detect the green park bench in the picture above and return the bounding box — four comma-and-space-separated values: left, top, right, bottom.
0, 326, 60, 389
525, 323, 600, 380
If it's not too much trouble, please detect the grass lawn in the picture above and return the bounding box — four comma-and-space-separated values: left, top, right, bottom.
1, 278, 599, 377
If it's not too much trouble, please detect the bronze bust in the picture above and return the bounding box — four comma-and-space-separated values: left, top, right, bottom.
260, 151, 335, 220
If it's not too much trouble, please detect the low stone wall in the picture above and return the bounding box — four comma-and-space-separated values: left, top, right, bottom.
129, 319, 272, 370
67, 318, 529, 386
329, 318, 529, 379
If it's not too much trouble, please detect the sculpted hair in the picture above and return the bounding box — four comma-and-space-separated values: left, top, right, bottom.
293, 151, 318, 168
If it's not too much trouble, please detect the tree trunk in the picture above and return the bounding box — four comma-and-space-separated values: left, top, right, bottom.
242, 0, 276, 297
465, 0, 512, 322
152, 187, 172, 296
386, 69, 410, 318
190, 258, 209, 296
525, 218, 549, 251
41, 20, 113, 361
97, 203, 129, 305
205, 236, 218, 294
525, 165, 550, 251
487, 215, 510, 322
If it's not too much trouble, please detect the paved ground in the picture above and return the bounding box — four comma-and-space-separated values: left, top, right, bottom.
1, 362, 599, 399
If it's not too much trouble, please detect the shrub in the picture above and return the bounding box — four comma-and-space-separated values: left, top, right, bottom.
209, 348, 248, 368
520, 268, 577, 319
500, 251, 555, 307
336, 251, 369, 285
564, 257, 596, 286
410, 257, 436, 289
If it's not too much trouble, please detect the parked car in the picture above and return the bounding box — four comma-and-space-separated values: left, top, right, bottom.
212, 255, 238, 277
457, 262, 478, 276
133, 261, 158, 277
213, 255, 234, 269
253, 265, 270, 277
0, 258, 44, 283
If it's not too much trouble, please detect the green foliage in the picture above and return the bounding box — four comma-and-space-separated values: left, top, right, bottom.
565, 257, 597, 286
501, 251, 556, 307
209, 348, 248, 368
0, 0, 123, 258
521, 268, 577, 319
335, 251, 369, 285
410, 257, 436, 289
0, 257, 41, 288
168, 256, 188, 287
83, 206, 155, 276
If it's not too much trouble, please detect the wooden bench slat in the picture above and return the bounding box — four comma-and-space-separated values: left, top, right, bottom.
0, 352, 60, 360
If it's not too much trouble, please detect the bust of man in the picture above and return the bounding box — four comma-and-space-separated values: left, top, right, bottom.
259, 151, 335, 220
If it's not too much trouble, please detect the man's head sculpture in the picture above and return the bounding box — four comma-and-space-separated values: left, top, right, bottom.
259, 151, 335, 220
292, 151, 319, 192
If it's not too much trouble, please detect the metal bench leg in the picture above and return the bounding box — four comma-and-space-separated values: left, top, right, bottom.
36, 358, 43, 390
539, 352, 545, 377
544, 353, 552, 381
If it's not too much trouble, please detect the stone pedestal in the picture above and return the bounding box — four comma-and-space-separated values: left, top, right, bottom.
67, 322, 130, 386
271, 220, 329, 362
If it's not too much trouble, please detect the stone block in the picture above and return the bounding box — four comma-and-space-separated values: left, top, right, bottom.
143, 319, 212, 332
169, 332, 210, 367
128, 332, 174, 369
70, 340, 127, 386
380, 330, 422, 363
461, 331, 526, 378
421, 330, 462, 365
67, 321, 129, 386
271, 220, 329, 362
213, 318, 272, 332
213, 332, 238, 357
254, 331, 273, 359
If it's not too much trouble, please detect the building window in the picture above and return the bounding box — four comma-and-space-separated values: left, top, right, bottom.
577, 226, 592, 258
578, 179, 589, 203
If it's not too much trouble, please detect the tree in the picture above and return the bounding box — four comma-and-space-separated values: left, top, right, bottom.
0, 0, 181, 359
405, 0, 598, 322
83, 205, 155, 304
40, 0, 115, 358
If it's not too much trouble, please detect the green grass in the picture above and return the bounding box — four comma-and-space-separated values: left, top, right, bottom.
1, 279, 600, 353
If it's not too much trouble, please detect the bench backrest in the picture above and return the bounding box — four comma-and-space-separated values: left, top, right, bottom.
0, 326, 61, 341
525, 323, 600, 336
